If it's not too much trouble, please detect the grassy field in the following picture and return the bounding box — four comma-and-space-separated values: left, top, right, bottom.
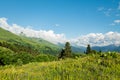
0, 53, 120, 80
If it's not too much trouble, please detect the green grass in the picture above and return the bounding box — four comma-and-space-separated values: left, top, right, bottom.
0, 53, 120, 80
0, 27, 60, 55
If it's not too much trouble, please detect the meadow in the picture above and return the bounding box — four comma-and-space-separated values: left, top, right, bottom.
0, 52, 120, 80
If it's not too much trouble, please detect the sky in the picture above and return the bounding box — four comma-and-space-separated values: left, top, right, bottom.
0, 0, 120, 47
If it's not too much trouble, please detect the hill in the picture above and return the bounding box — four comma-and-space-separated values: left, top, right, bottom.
0, 27, 60, 55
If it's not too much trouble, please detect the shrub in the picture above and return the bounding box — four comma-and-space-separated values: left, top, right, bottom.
35, 54, 57, 62
15, 52, 35, 64
0, 47, 15, 65
16, 59, 23, 66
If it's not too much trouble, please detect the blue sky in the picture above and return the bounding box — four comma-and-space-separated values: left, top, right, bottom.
0, 0, 120, 40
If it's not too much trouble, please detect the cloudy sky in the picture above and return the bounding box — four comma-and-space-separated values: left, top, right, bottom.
0, 0, 120, 47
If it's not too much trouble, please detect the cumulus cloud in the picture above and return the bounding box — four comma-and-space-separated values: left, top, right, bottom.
0, 17, 67, 44
70, 32, 120, 47
0, 17, 120, 47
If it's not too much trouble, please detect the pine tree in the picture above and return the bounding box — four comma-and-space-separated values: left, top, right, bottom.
58, 42, 72, 59
58, 49, 65, 59
64, 42, 72, 57
86, 44, 91, 54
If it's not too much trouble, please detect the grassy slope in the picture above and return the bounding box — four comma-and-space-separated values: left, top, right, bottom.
26, 37, 61, 50
0, 28, 60, 55
0, 53, 120, 80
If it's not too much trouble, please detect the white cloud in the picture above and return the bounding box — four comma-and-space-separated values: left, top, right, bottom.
70, 32, 120, 47
0, 18, 10, 29
111, 20, 120, 26
98, 1, 120, 17
114, 20, 120, 24
0, 17, 67, 44
53, 24, 60, 27
98, 7, 113, 16
0, 17, 120, 47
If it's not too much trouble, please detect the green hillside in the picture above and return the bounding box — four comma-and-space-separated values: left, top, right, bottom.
0, 27, 61, 65
0, 52, 120, 80
0, 27, 60, 55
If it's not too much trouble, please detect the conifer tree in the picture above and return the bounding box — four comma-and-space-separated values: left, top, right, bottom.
58, 49, 65, 59
64, 42, 72, 57
58, 42, 72, 59
86, 44, 91, 54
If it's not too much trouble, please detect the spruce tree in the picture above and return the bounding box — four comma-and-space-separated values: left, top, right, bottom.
86, 44, 91, 54
58, 42, 72, 59
58, 49, 65, 59
64, 42, 72, 57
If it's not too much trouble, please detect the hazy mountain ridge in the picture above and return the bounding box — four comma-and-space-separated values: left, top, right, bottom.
71, 44, 120, 52
92, 44, 120, 52
58, 42, 120, 52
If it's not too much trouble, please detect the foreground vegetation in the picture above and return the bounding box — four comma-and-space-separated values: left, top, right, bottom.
0, 46, 57, 65
0, 27, 120, 80
0, 27, 60, 65
0, 52, 120, 80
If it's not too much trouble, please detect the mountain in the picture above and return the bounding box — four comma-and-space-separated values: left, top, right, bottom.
0, 27, 60, 55
71, 46, 85, 53
70, 45, 120, 53
92, 45, 120, 52
57, 43, 85, 53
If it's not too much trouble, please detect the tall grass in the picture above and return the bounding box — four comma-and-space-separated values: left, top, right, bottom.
0, 53, 120, 80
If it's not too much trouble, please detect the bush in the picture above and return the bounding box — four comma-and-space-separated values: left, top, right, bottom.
35, 54, 57, 62
15, 52, 35, 64
0, 47, 15, 65
0, 46, 57, 66
100, 51, 118, 59
16, 59, 23, 66
110, 52, 117, 58
72, 53, 86, 59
